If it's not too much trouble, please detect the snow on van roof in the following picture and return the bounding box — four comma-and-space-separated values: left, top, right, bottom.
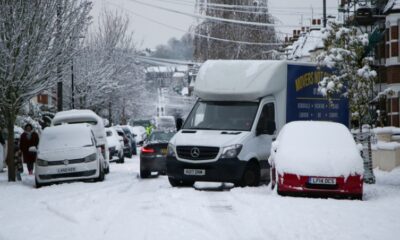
271, 121, 364, 177
52, 109, 101, 124
195, 60, 287, 101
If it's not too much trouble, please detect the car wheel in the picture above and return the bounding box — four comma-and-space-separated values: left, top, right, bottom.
239, 161, 260, 187
105, 166, 110, 174
96, 164, 105, 182
270, 167, 276, 190
168, 177, 194, 187
35, 177, 42, 188
132, 147, 137, 155
126, 151, 132, 158
140, 169, 150, 178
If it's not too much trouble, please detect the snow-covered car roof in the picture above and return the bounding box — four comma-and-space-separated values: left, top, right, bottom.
52, 109, 102, 125
195, 60, 287, 101
39, 124, 93, 151
271, 121, 364, 177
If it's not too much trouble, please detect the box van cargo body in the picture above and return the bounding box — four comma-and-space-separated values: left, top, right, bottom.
166, 60, 348, 187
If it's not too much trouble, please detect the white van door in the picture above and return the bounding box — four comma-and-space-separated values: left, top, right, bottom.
253, 99, 277, 180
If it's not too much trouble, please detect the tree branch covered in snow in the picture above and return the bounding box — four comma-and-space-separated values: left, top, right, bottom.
0, 0, 91, 181
317, 22, 377, 126
70, 10, 149, 124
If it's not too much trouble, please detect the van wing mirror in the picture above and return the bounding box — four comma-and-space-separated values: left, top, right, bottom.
256, 120, 276, 136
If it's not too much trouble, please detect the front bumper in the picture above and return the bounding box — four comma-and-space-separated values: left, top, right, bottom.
166, 156, 247, 183
35, 160, 99, 184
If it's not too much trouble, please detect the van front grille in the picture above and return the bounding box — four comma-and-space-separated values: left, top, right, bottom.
176, 146, 219, 160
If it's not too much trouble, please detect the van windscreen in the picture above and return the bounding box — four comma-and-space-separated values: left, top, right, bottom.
183, 101, 259, 131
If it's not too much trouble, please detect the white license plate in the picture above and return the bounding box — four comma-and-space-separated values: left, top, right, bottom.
184, 169, 205, 176
309, 177, 336, 185
57, 167, 76, 174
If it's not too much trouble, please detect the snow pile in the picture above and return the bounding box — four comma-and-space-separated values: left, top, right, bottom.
270, 121, 364, 177
39, 124, 93, 151
371, 127, 400, 150
373, 127, 400, 135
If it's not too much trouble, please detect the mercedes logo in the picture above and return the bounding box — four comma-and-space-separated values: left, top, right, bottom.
190, 147, 200, 158
63, 160, 69, 165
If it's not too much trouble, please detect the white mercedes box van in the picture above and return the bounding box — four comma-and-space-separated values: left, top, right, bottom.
166, 60, 349, 187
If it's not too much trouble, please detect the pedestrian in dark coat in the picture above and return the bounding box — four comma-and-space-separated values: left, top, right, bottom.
19, 124, 39, 175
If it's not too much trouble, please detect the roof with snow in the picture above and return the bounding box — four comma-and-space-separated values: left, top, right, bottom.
288, 30, 326, 60
384, 0, 400, 13
194, 60, 287, 101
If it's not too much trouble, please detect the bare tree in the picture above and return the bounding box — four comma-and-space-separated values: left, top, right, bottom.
70, 10, 147, 124
0, 0, 91, 181
193, 0, 277, 60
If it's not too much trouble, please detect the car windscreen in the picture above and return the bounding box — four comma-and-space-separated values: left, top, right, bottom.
183, 101, 259, 131
39, 129, 93, 151
149, 132, 175, 142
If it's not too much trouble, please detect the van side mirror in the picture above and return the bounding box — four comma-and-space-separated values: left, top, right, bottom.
256, 120, 276, 136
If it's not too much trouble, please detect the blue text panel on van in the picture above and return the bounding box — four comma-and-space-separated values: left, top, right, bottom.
286, 64, 349, 126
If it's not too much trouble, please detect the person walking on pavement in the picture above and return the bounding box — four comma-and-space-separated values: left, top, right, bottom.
19, 124, 39, 175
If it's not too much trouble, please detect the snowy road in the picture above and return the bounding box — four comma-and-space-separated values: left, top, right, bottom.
1, 156, 400, 240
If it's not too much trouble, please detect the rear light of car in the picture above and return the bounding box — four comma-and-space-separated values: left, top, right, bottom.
141, 147, 155, 154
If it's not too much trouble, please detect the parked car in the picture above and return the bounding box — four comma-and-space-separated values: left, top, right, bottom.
154, 116, 176, 131
35, 124, 106, 187
106, 128, 124, 164
130, 126, 147, 146
121, 125, 137, 155
114, 127, 132, 158
140, 130, 176, 178
269, 121, 364, 200
51, 109, 110, 174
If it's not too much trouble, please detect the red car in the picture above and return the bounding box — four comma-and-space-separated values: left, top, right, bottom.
269, 121, 364, 200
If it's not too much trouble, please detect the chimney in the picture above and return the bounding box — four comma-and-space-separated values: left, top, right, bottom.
293, 30, 297, 36
312, 19, 317, 25
317, 19, 321, 25
297, 30, 301, 35
301, 27, 305, 32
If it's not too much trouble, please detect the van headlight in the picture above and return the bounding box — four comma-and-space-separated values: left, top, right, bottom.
221, 144, 243, 159
167, 143, 176, 157
37, 159, 48, 166
84, 153, 97, 163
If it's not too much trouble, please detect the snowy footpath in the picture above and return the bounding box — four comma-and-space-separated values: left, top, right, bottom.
1, 156, 400, 240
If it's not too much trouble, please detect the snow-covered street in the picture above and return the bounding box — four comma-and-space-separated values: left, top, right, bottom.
1, 155, 400, 240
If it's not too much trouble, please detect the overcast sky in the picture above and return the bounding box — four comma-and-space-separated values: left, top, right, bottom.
92, 0, 340, 49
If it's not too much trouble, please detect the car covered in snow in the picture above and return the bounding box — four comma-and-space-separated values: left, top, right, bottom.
35, 124, 106, 187
130, 125, 147, 146
106, 127, 124, 163
51, 109, 110, 174
269, 121, 364, 200
140, 130, 176, 178
113, 126, 133, 158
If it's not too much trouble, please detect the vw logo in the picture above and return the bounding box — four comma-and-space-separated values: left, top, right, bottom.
190, 147, 200, 158
63, 160, 69, 165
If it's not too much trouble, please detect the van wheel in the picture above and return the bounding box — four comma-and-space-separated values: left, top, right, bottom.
140, 169, 150, 178
239, 161, 260, 187
168, 177, 194, 187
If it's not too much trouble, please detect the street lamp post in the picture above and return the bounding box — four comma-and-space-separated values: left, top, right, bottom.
71, 59, 75, 109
